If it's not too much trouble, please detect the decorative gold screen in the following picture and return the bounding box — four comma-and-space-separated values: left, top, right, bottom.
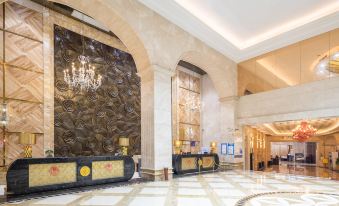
173, 69, 201, 153
92, 160, 124, 180
29, 163, 76, 187
181, 157, 197, 170
202, 156, 215, 168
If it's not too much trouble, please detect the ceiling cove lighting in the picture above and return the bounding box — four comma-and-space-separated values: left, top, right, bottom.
174, 0, 339, 49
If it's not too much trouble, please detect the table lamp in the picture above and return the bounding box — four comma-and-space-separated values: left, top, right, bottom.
19, 133, 36, 158
210, 141, 217, 154
119, 137, 129, 155
174, 140, 182, 154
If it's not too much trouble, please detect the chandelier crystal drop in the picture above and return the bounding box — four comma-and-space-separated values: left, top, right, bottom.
292, 121, 317, 142
64, 55, 102, 92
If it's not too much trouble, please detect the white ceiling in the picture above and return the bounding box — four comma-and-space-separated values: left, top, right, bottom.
139, 0, 339, 62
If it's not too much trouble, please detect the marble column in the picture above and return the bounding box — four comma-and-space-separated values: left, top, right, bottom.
139, 65, 173, 180
219, 96, 243, 164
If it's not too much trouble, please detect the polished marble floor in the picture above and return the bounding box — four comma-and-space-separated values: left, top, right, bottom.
265, 163, 339, 180
3, 170, 339, 206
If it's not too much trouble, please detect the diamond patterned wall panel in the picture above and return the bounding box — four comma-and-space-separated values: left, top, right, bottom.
0, 65, 3, 97
5, 1, 43, 41
5, 133, 22, 165
0, 128, 3, 166
0, 3, 3, 29
0, 30, 3, 62
5, 66, 43, 102
6, 100, 43, 133
5, 32, 43, 72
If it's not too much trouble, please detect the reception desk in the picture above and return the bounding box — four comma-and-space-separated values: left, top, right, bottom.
6, 156, 135, 195
172, 154, 219, 175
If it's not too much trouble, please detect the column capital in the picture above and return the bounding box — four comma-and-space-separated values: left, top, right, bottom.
219, 95, 239, 103
137, 64, 175, 79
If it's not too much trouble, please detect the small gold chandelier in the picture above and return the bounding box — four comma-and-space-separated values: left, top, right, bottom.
64, 55, 102, 92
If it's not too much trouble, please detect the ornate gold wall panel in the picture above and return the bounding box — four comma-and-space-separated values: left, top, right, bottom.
54, 26, 141, 156
179, 71, 190, 89
190, 76, 200, 93
5, 66, 43, 102
92, 160, 124, 180
202, 156, 214, 168
178, 88, 189, 106
5, 32, 43, 72
5, 1, 43, 41
173, 69, 201, 153
178, 103, 189, 123
181, 157, 197, 170
29, 162, 76, 187
6, 100, 43, 133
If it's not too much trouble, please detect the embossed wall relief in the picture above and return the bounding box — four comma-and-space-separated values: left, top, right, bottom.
54, 26, 141, 156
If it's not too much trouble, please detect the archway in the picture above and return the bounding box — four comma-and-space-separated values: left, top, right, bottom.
49, 0, 151, 73
172, 50, 240, 165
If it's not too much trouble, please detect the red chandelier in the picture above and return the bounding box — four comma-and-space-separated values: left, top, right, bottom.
292, 121, 317, 142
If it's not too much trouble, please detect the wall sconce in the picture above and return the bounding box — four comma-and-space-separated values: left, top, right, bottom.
210, 141, 217, 154
174, 140, 182, 154
0, 103, 9, 126
19, 133, 36, 158
119, 137, 129, 156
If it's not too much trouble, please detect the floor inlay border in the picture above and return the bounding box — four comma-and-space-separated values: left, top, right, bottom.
235, 191, 339, 206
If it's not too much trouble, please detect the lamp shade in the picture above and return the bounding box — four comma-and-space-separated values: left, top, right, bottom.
19, 133, 36, 145
210, 142, 217, 148
119, 137, 129, 147
174, 140, 181, 147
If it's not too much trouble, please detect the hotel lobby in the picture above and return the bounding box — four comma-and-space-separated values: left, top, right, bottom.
0, 0, 338, 205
